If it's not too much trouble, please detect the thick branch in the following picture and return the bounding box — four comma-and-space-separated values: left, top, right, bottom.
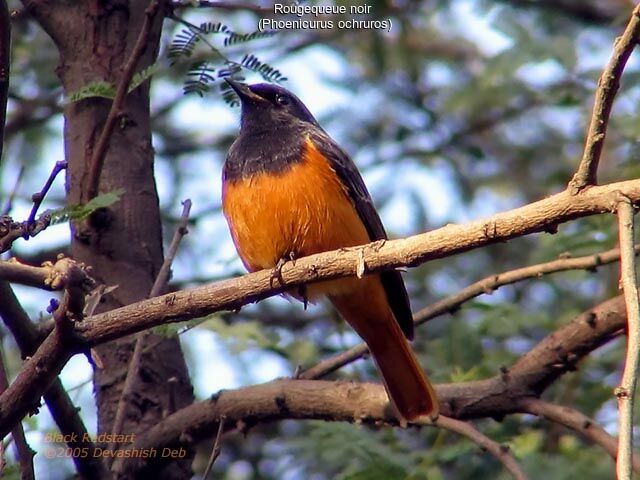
569, 5, 640, 192
0, 344, 34, 480
0, 282, 107, 478
0, 257, 93, 291
0, 180, 638, 437
111, 290, 628, 474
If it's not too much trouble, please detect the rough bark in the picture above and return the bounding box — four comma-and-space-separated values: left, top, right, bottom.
22, 0, 194, 477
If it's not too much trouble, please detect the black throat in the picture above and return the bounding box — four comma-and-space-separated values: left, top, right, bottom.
224, 121, 309, 182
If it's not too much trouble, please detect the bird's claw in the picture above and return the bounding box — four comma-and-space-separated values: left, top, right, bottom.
270, 251, 297, 287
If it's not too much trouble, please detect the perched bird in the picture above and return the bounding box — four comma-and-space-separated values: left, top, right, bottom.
222, 79, 438, 421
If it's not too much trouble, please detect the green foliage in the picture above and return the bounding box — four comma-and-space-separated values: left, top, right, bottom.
239, 53, 287, 83
183, 62, 217, 97
49, 190, 124, 225
66, 63, 160, 103
201, 315, 280, 353
287, 423, 414, 479
167, 19, 285, 98
66, 81, 116, 103
168, 21, 277, 61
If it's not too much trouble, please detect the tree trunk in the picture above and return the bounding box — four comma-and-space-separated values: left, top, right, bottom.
23, 0, 194, 477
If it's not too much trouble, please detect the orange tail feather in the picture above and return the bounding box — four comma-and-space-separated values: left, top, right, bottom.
367, 318, 438, 420
329, 278, 439, 421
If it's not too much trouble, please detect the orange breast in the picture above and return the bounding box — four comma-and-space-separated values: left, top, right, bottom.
222, 137, 370, 295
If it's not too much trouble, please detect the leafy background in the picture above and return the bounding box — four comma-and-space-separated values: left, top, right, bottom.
1, 0, 638, 478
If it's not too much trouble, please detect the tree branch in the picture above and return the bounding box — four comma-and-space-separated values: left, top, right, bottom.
26, 160, 67, 228
300, 244, 637, 380
85, 0, 161, 201
169, 0, 269, 13
0, 282, 108, 478
615, 198, 640, 480
114, 290, 629, 474
0, 0, 9, 168
0, 180, 639, 438
433, 416, 528, 480
109, 199, 192, 463
0, 160, 67, 253
569, 4, 640, 193
496, 0, 621, 25
519, 398, 640, 472
0, 257, 94, 291
0, 343, 34, 480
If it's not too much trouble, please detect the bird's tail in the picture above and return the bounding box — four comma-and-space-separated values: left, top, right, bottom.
330, 279, 438, 421
367, 317, 439, 421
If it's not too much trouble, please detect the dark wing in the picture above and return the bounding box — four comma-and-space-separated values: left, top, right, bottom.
309, 130, 415, 339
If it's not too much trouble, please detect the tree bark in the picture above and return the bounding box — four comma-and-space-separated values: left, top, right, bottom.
22, 0, 194, 477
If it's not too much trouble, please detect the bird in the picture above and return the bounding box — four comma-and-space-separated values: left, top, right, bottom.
221, 79, 438, 421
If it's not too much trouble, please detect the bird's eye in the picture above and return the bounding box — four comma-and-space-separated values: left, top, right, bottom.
275, 94, 290, 106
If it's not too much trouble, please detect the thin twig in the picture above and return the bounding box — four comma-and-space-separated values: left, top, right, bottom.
0, 442, 5, 477
170, 0, 269, 13
0, 0, 10, 168
85, 0, 161, 201
26, 160, 67, 228
569, 4, 640, 193
150, 199, 192, 297
432, 416, 528, 480
0, 342, 34, 480
202, 416, 226, 479
616, 198, 640, 480
300, 244, 638, 380
108, 199, 192, 464
1, 163, 25, 216
519, 398, 640, 472
0, 160, 67, 252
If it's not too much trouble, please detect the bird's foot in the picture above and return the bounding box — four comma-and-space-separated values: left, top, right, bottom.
270, 251, 297, 287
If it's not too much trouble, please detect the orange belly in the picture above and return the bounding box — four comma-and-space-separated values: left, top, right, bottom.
222, 138, 370, 296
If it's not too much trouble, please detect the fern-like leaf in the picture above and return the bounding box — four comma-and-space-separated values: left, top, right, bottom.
49, 190, 124, 225
168, 28, 201, 63
223, 29, 277, 47
240, 54, 287, 83
128, 62, 160, 93
183, 62, 216, 96
199, 22, 230, 34
66, 81, 116, 103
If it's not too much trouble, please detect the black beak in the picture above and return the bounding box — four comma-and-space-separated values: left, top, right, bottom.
225, 78, 263, 103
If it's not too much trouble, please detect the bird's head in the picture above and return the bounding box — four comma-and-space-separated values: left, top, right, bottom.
225, 79, 320, 130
